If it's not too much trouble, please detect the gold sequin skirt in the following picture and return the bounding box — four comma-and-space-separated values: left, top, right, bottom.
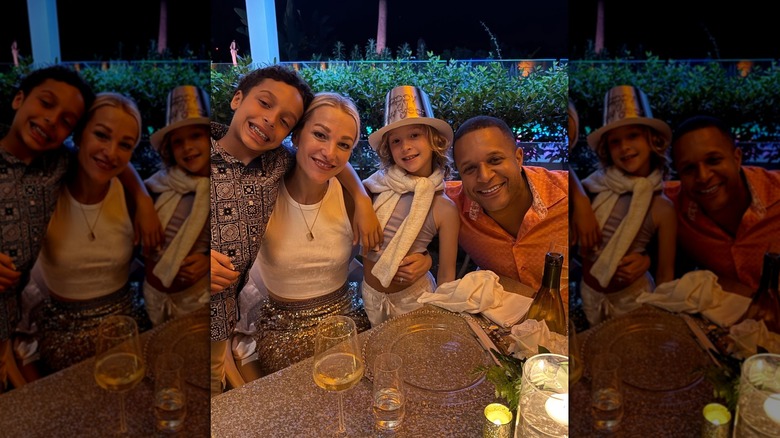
253, 281, 370, 376
36, 283, 152, 373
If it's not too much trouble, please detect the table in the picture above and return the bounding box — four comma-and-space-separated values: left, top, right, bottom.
211, 307, 509, 438
569, 305, 718, 437
0, 310, 210, 437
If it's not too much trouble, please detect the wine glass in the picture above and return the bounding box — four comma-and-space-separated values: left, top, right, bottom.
94, 315, 146, 434
312, 316, 365, 435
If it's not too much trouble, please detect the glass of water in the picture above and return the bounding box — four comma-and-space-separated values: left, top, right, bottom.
154, 352, 187, 433
372, 352, 405, 432
517, 353, 569, 438
590, 352, 623, 433
734, 353, 780, 437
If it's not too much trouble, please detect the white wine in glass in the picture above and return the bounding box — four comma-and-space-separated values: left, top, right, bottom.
94, 315, 145, 434
312, 316, 364, 435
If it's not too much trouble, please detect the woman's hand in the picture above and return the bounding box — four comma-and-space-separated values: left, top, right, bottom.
211, 250, 240, 294
352, 196, 383, 256
613, 252, 651, 284
392, 251, 433, 285
133, 196, 164, 254
0, 253, 20, 292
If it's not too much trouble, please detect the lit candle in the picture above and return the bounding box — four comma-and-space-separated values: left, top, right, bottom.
484, 403, 512, 425
703, 403, 731, 426
544, 393, 569, 426
764, 394, 780, 424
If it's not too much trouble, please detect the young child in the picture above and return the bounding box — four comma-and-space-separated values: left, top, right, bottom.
0, 66, 159, 388
209, 65, 390, 395
361, 85, 460, 327
577, 85, 677, 326
143, 85, 210, 326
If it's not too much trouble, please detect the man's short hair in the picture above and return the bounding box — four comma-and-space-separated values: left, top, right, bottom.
452, 115, 515, 163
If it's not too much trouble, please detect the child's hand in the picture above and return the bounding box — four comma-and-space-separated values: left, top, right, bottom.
614, 252, 651, 285
0, 253, 20, 292
392, 251, 432, 285
175, 253, 209, 286
133, 196, 164, 253
352, 197, 383, 256
211, 250, 239, 294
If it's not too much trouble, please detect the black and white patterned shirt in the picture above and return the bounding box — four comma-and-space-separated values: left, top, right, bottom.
209, 123, 294, 341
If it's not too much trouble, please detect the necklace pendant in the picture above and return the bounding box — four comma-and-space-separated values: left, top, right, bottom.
306, 232, 314, 241
88, 232, 96, 242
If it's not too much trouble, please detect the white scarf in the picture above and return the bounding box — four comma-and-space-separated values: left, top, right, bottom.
582, 166, 663, 288
363, 165, 444, 287
145, 166, 210, 288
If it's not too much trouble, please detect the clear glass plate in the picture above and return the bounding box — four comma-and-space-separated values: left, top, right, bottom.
582, 308, 707, 392
362, 309, 495, 408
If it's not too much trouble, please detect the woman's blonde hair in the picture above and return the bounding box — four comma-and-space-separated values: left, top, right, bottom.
73, 92, 142, 149
376, 124, 452, 179
292, 91, 361, 148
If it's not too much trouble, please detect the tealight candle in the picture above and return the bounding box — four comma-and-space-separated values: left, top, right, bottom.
702, 403, 731, 438
483, 403, 512, 438
544, 393, 569, 427
764, 393, 780, 424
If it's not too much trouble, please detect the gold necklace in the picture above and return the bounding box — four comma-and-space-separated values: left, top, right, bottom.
77, 197, 105, 242
294, 186, 327, 241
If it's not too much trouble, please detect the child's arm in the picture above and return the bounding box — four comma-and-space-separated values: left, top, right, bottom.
336, 164, 382, 255
653, 195, 678, 286
434, 199, 460, 285
118, 165, 163, 252
211, 249, 240, 294
569, 167, 601, 251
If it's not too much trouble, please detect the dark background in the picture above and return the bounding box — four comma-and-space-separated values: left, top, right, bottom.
569, 0, 780, 59
211, 0, 569, 63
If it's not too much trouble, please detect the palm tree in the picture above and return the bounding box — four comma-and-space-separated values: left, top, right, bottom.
157, 0, 168, 54
376, 0, 387, 54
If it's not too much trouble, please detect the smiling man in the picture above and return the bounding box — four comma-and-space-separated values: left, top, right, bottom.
666, 115, 780, 295
445, 115, 568, 294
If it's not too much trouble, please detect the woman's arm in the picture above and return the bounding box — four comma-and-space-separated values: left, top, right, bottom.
336, 164, 382, 255
118, 164, 163, 253
569, 166, 601, 251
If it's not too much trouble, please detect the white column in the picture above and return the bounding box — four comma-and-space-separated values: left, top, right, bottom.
27, 0, 62, 66
246, 0, 280, 65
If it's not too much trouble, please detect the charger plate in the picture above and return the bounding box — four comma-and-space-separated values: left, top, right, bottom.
362, 308, 494, 409
582, 308, 707, 392
144, 305, 210, 391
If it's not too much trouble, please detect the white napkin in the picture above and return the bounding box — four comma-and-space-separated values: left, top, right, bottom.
727, 319, 780, 359
636, 270, 751, 327
507, 319, 568, 359
417, 270, 532, 327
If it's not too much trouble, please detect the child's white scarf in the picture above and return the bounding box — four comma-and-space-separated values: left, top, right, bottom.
582, 166, 663, 288
363, 165, 444, 287
145, 166, 210, 288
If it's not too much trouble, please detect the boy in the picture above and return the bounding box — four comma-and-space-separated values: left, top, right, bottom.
0, 65, 161, 389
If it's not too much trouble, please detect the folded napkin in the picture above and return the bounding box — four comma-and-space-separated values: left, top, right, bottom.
417, 270, 532, 327
507, 319, 568, 359
636, 270, 751, 327
728, 319, 780, 359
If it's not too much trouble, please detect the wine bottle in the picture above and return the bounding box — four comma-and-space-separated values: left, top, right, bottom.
741, 252, 780, 334
525, 251, 567, 335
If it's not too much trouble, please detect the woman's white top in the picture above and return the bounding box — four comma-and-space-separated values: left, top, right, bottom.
37, 177, 134, 300
257, 177, 353, 300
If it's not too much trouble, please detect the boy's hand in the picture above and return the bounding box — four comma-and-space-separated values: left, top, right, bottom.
175, 253, 209, 286
211, 250, 240, 294
352, 196, 383, 256
133, 196, 164, 253
392, 251, 432, 285
0, 253, 20, 292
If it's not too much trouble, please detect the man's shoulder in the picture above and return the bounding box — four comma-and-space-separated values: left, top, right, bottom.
524, 165, 568, 187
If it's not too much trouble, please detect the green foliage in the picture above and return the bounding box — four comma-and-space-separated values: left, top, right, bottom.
210, 59, 568, 178
569, 59, 780, 167
0, 61, 209, 180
